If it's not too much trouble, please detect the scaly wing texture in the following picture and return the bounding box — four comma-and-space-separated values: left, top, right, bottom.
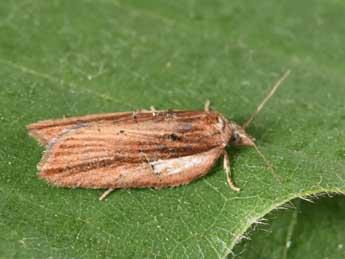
27, 111, 228, 146
31, 111, 230, 189
27, 112, 140, 146
41, 146, 224, 189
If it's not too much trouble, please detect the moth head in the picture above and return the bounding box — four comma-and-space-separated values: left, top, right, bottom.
230, 124, 255, 147
229, 123, 283, 184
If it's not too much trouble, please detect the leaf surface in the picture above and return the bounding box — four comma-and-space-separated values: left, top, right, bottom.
0, 0, 345, 258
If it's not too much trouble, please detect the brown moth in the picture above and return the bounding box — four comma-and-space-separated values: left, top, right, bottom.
27, 71, 290, 200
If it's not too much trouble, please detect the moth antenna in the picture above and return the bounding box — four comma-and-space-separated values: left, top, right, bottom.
242, 70, 291, 129
252, 143, 283, 184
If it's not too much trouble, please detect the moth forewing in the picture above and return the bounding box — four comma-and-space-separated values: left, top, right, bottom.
29, 111, 232, 191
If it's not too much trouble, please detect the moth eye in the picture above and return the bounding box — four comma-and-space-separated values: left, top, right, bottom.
230, 132, 240, 144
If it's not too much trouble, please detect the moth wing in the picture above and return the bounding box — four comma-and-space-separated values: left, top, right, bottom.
27, 110, 219, 147
41, 145, 224, 189
37, 111, 228, 188
29, 110, 228, 158
26, 112, 132, 147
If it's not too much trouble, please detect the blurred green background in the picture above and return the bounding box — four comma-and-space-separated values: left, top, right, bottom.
1, 0, 345, 258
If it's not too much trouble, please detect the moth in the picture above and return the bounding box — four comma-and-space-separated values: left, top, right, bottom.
27, 71, 290, 200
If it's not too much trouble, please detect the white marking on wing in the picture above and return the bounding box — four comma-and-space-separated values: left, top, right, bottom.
150, 155, 208, 175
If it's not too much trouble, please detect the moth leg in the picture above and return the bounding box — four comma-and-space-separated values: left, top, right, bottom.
204, 100, 211, 112
223, 152, 240, 192
99, 188, 115, 201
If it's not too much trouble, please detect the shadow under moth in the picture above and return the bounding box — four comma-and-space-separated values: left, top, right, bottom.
27, 71, 290, 201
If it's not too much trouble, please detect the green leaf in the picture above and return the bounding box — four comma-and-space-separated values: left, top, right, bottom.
1, 0, 345, 258
231, 196, 345, 259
